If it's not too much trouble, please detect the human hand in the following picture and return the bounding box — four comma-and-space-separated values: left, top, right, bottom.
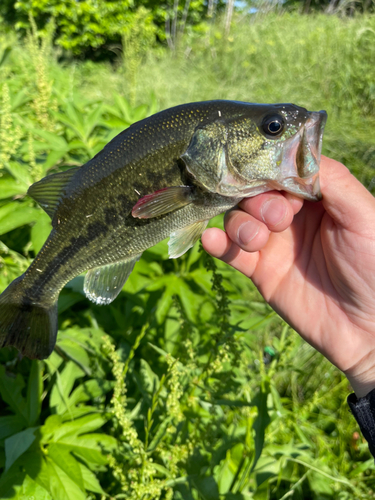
202, 156, 375, 397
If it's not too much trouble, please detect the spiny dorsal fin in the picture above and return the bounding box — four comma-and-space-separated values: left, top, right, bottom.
132, 186, 194, 219
168, 220, 209, 259
84, 255, 141, 305
27, 167, 80, 219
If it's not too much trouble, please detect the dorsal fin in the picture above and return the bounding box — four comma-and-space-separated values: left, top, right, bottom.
27, 167, 80, 219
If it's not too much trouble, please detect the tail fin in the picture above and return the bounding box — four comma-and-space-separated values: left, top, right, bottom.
0, 276, 58, 359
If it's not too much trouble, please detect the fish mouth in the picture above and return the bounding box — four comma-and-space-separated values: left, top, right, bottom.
279, 110, 327, 201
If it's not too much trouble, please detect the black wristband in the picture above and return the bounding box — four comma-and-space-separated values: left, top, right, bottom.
348, 388, 375, 458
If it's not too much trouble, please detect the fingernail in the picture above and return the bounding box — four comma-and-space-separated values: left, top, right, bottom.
238, 222, 259, 245
261, 199, 287, 227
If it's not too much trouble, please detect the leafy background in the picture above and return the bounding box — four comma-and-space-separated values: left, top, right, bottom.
0, 6, 375, 500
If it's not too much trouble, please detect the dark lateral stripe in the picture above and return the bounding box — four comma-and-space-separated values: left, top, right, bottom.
24, 222, 109, 300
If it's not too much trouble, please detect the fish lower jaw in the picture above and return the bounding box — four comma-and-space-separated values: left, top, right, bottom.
278, 174, 321, 201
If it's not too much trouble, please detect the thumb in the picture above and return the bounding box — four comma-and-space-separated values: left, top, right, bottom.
320, 156, 375, 233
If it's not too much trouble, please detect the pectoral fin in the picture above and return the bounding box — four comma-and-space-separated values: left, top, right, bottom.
168, 220, 209, 259
132, 186, 193, 219
84, 255, 141, 305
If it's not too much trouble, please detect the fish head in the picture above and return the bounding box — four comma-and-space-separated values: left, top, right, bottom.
182, 103, 327, 201
231, 104, 327, 201
272, 108, 327, 200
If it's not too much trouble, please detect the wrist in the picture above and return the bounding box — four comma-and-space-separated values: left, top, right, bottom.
345, 365, 375, 398
343, 350, 375, 398
347, 377, 375, 399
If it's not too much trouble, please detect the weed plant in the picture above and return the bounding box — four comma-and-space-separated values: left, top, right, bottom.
0, 12, 374, 500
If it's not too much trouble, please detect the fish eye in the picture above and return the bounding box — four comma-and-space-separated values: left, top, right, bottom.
262, 115, 285, 137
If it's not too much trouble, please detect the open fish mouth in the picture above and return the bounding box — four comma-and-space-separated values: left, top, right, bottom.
280, 110, 327, 201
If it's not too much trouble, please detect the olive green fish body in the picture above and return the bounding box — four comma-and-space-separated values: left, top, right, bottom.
0, 100, 327, 359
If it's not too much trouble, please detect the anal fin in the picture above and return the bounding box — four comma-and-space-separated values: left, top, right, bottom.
168, 220, 209, 259
84, 255, 141, 305
132, 186, 193, 219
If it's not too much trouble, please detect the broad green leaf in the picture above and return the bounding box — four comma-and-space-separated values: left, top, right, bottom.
26, 360, 42, 426
0, 365, 27, 423
139, 358, 159, 394
114, 93, 133, 122
42, 150, 69, 172
153, 463, 175, 479
145, 274, 175, 292
31, 211, 51, 254
0, 201, 24, 222
0, 177, 27, 198
85, 105, 103, 139
156, 285, 175, 324
30, 128, 69, 150
43, 351, 63, 377
0, 43, 11, 68
0, 203, 40, 235
10, 88, 30, 111
52, 413, 108, 441
6, 160, 32, 186
253, 484, 269, 500
66, 138, 91, 152
147, 416, 172, 453
60, 406, 102, 421
192, 476, 220, 500
175, 278, 199, 321
253, 456, 281, 483
68, 379, 112, 406
57, 327, 106, 357
58, 104, 85, 139
46, 456, 86, 500
50, 361, 85, 414
5, 426, 38, 472
144, 238, 169, 258
90, 138, 108, 156
0, 463, 26, 497
186, 242, 202, 270
216, 459, 236, 495
58, 291, 85, 313
148, 343, 170, 358
308, 469, 334, 495
102, 117, 129, 130
3, 474, 52, 500
19, 450, 50, 491
164, 313, 180, 353
54, 338, 91, 376
57, 433, 117, 465
269, 382, 284, 416
79, 462, 105, 494
0, 415, 25, 440
132, 104, 149, 122
349, 457, 375, 477
48, 443, 84, 490
40, 414, 63, 443
189, 269, 213, 294
251, 384, 271, 474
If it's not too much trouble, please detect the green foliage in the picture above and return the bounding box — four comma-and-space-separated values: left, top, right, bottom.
1, 0, 212, 59
281, 0, 375, 14
0, 11, 375, 500
134, 12, 375, 192
14, 1, 141, 57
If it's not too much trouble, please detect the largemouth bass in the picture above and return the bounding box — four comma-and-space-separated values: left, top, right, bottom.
0, 100, 327, 359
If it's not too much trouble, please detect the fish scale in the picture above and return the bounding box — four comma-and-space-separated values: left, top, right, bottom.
0, 100, 327, 359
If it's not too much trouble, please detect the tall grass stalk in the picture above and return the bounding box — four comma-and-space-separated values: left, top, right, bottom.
25, 15, 56, 131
